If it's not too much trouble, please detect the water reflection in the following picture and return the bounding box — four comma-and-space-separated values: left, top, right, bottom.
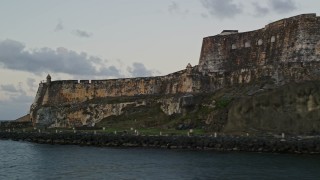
0, 140, 320, 179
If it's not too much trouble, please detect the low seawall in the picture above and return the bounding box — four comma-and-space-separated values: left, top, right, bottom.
1, 132, 320, 154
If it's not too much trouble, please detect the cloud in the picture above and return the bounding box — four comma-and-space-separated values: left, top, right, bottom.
98, 66, 122, 77
252, 2, 269, 17
168, 1, 179, 14
127, 62, 155, 77
0, 39, 117, 76
200, 13, 209, 18
201, 0, 242, 19
0, 101, 30, 120
73, 29, 92, 38
252, 0, 296, 17
10, 92, 33, 104
1, 84, 19, 93
0, 39, 159, 78
0, 82, 34, 119
0, 83, 30, 100
54, 20, 63, 32
26, 78, 36, 91
269, 0, 296, 14
200, 0, 296, 19
168, 1, 189, 16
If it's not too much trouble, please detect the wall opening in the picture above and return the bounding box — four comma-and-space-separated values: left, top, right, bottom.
258, 39, 263, 45
245, 41, 251, 48
271, 36, 276, 43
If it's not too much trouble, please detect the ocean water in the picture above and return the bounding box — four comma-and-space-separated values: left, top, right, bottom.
0, 140, 320, 180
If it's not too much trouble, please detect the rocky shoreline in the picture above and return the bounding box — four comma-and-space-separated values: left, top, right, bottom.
1, 132, 320, 154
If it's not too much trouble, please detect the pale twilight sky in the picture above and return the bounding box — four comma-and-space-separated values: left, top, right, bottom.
0, 0, 319, 119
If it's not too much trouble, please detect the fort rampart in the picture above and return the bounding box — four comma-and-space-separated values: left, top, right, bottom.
198, 14, 320, 73
34, 68, 197, 107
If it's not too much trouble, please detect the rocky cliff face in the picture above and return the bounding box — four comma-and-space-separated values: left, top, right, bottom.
32, 94, 195, 128
226, 81, 320, 134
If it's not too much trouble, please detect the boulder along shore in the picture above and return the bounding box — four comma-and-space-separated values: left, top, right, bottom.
0, 132, 320, 154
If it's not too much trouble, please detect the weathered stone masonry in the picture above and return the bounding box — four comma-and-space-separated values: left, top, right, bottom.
30, 14, 320, 127
197, 13, 320, 87
198, 13, 320, 73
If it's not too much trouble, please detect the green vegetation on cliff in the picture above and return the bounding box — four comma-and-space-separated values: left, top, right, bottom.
93, 80, 320, 136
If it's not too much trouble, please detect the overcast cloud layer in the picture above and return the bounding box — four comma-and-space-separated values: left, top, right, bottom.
0, 83, 33, 120
201, 0, 242, 19
269, 0, 297, 14
0, 39, 158, 78
201, 0, 297, 19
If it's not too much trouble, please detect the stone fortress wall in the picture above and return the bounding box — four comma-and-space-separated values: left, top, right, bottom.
195, 13, 320, 89
37, 67, 197, 106
30, 14, 320, 127
198, 13, 320, 73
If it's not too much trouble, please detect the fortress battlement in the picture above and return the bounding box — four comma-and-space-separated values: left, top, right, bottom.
45, 67, 191, 87
265, 13, 317, 29
199, 13, 320, 73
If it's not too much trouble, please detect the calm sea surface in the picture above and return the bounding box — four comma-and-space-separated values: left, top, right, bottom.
0, 140, 320, 180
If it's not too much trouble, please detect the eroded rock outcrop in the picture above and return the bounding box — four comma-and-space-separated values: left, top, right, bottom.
226, 81, 320, 134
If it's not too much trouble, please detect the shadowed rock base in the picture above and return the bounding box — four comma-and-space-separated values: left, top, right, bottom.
1, 132, 320, 154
